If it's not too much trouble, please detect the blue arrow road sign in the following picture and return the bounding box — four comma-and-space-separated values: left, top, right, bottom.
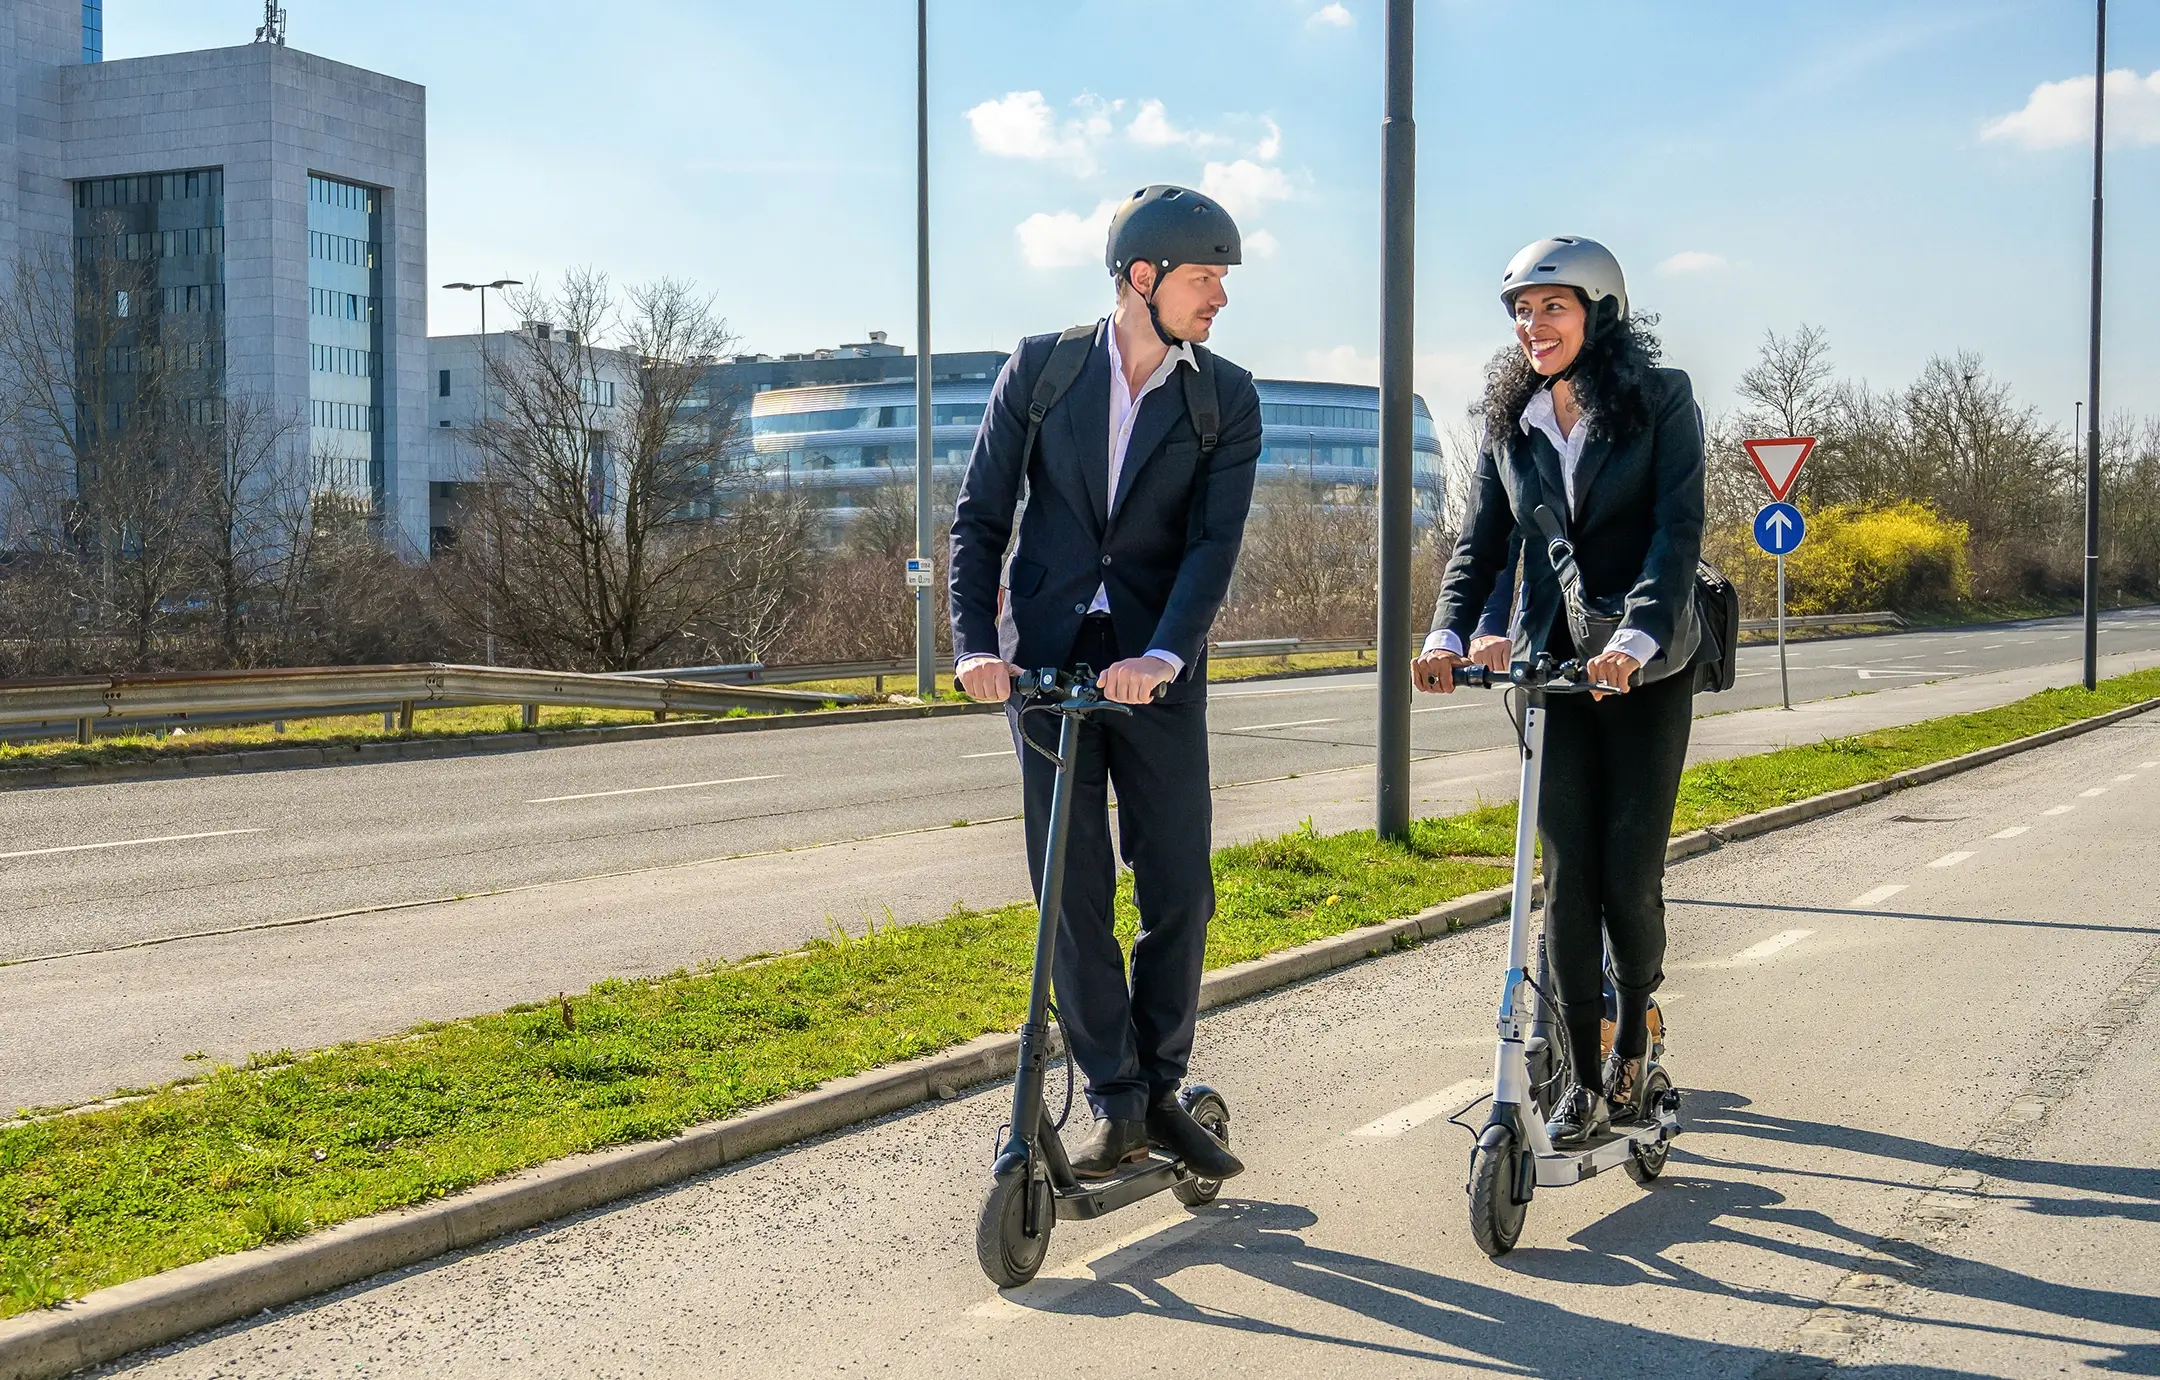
1754, 501, 1805, 556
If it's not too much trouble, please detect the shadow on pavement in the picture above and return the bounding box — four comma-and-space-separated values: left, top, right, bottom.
997, 1198, 2045, 1378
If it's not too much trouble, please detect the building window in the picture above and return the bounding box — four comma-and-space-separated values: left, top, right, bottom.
580, 378, 615, 408
438, 368, 451, 398
310, 400, 380, 432
82, 0, 103, 63
308, 287, 377, 322
308, 174, 386, 506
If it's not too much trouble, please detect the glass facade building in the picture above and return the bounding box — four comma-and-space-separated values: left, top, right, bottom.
71, 168, 226, 439
307, 174, 384, 504
81, 0, 102, 62
743, 368, 1445, 530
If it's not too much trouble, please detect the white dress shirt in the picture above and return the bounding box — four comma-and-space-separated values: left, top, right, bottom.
959, 320, 1192, 678
1423, 386, 1661, 668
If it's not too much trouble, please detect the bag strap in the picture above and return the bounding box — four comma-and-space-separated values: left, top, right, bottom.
1020, 323, 1098, 474
1177, 344, 1219, 548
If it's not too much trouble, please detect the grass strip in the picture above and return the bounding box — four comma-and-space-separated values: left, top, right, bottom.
3, 667, 2156, 1314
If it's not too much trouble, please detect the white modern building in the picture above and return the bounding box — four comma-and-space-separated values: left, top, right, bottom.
0, 1, 433, 552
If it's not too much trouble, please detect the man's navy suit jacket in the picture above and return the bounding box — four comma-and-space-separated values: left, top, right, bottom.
947, 319, 1263, 704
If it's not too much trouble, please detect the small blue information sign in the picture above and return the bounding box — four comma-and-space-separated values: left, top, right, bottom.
1753, 502, 1805, 556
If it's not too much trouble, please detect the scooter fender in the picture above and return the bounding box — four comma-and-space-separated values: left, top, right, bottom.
1476, 1110, 1537, 1208
991, 1150, 1031, 1183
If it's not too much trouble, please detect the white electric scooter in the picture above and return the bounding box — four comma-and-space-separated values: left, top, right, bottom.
1451, 655, 1682, 1256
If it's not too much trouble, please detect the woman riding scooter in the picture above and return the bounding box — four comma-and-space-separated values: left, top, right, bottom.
1413, 236, 1706, 1148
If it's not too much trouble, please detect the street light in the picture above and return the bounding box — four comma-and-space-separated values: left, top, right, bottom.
444, 278, 520, 664
914, 0, 936, 701
2081, 0, 2107, 692
1375, 0, 1415, 840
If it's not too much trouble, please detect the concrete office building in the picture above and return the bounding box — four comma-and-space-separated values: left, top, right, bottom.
0, 2, 432, 551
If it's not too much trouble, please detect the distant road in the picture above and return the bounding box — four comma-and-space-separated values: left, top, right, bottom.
2, 609, 2156, 970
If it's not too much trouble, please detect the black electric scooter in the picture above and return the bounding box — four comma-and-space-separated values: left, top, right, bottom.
975, 667, 1233, 1289
1450, 656, 1682, 1256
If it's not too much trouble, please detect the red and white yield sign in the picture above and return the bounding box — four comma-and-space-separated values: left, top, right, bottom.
1742, 436, 1817, 502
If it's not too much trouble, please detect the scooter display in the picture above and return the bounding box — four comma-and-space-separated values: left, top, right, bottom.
1451, 655, 1683, 1256
975, 667, 1234, 1288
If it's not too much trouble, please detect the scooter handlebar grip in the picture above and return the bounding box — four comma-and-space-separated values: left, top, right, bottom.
1455, 665, 1493, 690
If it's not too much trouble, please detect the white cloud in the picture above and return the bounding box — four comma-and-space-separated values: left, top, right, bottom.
1655, 250, 1728, 277
1308, 3, 1354, 28
1253, 117, 1282, 162
1200, 159, 1292, 217
1016, 198, 1120, 269
1982, 68, 2160, 149
1244, 228, 1280, 259
966, 91, 1115, 173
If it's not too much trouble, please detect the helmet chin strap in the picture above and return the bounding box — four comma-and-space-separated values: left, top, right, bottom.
1130, 262, 1185, 347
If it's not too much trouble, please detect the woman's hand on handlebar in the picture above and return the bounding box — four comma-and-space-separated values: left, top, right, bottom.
1412, 648, 1469, 694
1584, 648, 1642, 700
1466, 634, 1510, 674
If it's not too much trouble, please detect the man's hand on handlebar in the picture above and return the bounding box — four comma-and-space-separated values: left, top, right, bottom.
1466, 634, 1510, 674
1584, 648, 1643, 700
1099, 654, 1177, 705
957, 657, 1022, 703
1412, 648, 1469, 695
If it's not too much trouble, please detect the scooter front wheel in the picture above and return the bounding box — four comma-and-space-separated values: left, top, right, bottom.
1625, 1068, 1675, 1184
976, 1169, 1054, 1287
1468, 1130, 1529, 1257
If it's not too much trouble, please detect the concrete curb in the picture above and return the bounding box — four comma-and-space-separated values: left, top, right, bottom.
6, 693, 2157, 1378
0, 699, 1001, 793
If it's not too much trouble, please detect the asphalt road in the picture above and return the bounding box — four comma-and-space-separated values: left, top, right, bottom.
4, 610, 2157, 969
98, 693, 2160, 1378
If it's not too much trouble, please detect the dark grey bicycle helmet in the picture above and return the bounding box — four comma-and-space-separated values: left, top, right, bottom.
1104, 185, 1240, 345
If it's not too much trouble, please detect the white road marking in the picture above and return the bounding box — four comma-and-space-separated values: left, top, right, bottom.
1991, 826, 2030, 839
0, 827, 265, 861
2079, 787, 2108, 799
1226, 717, 1341, 733
1927, 851, 1976, 869
1349, 1077, 1489, 1139
1847, 884, 1908, 909
2142, 762, 2159, 770
1410, 703, 1477, 714
2113, 774, 2137, 782
2043, 804, 2076, 816
1856, 669, 1940, 679
525, 774, 783, 804
1735, 928, 1816, 962
1981, 643, 2005, 650
963, 750, 1012, 760
1215, 683, 1373, 699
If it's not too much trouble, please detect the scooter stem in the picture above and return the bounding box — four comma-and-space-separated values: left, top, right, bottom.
1493, 688, 1547, 1112
1003, 709, 1082, 1166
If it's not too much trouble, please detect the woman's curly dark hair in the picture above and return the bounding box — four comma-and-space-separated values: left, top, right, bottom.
1475, 298, 1664, 447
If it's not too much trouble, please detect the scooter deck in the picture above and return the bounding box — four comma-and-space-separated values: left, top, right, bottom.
1052, 1154, 1186, 1219
1533, 1107, 1679, 1187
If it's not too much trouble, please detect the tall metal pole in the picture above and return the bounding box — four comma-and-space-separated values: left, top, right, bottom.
913, 0, 937, 700
1375, 0, 1415, 840
1776, 554, 1789, 710
2082, 0, 2106, 692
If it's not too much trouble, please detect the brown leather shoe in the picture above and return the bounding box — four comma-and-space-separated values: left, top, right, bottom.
1068, 1117, 1148, 1178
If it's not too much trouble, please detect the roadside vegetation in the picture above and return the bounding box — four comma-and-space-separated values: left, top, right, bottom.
5, 666, 2157, 1316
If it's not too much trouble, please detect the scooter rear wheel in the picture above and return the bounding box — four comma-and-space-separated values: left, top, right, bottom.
976, 1170, 1054, 1287
1171, 1090, 1232, 1207
1468, 1130, 1529, 1257
1625, 1068, 1675, 1184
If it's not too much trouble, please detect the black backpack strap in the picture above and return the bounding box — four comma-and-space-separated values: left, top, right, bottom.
1178, 344, 1220, 547
1021, 323, 1098, 471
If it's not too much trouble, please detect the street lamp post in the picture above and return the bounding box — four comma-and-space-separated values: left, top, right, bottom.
1375, 0, 1415, 840
913, 0, 936, 701
444, 278, 521, 665
2081, 0, 2106, 692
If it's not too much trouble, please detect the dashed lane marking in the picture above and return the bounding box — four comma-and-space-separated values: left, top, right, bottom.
525, 774, 783, 804
2142, 761, 2159, 770
1848, 884, 1908, 909
2043, 804, 2076, 816
1225, 717, 1341, 733
2078, 787, 2109, 799
0, 827, 266, 862
1990, 826, 2030, 839
1349, 1077, 1490, 1139
2114, 774, 2138, 782
962, 750, 1012, 760
1927, 851, 1976, 869
1735, 928, 1816, 962
963, 1210, 1216, 1324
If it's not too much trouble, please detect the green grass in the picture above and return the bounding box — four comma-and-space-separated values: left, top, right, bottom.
3, 666, 2156, 1316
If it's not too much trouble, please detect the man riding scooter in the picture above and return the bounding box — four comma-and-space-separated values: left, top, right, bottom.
948, 185, 1263, 1181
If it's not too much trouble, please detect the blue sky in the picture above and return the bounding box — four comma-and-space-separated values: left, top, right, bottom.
109, 0, 2159, 432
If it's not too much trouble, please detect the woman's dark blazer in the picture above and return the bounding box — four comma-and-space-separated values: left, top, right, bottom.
1431, 366, 1706, 680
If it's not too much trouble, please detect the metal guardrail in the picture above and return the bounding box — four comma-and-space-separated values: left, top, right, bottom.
0, 636, 1383, 745
1737, 610, 1904, 633
0, 664, 838, 745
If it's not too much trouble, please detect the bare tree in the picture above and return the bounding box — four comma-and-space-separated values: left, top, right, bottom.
434, 270, 808, 671
177, 391, 306, 664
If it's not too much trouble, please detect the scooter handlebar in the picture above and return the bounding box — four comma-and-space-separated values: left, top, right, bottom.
1449, 657, 1629, 694
1014, 667, 1171, 705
